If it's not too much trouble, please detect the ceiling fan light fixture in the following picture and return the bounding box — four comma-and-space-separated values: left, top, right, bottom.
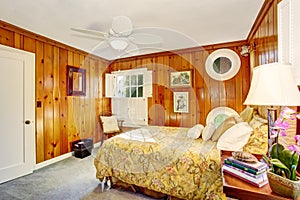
109, 38, 128, 51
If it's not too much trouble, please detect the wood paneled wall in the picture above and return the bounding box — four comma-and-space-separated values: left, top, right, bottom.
0, 20, 251, 162
0, 20, 110, 163
0, 19, 251, 162
106, 41, 250, 127
248, 0, 281, 67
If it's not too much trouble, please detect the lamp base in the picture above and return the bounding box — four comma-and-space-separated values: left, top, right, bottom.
267, 107, 278, 154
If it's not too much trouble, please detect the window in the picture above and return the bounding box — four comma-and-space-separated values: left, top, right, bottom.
116, 73, 144, 97
105, 68, 152, 98
105, 68, 152, 127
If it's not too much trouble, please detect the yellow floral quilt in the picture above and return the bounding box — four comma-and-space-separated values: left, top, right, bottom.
94, 126, 227, 199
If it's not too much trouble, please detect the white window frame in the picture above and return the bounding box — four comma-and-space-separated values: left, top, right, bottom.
105, 68, 152, 127
105, 68, 152, 98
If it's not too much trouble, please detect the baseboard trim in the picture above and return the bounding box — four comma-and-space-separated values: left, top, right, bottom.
34, 152, 73, 170
94, 141, 102, 148
34, 141, 102, 170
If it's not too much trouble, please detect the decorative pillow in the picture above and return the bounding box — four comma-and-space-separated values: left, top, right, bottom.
211, 116, 236, 142
243, 124, 268, 155
100, 116, 120, 133
249, 113, 268, 130
217, 122, 253, 151
187, 124, 204, 139
257, 106, 280, 120
233, 115, 244, 123
239, 106, 254, 123
257, 106, 269, 120
202, 122, 216, 141
214, 114, 229, 128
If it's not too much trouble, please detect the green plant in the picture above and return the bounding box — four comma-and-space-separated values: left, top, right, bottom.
264, 107, 300, 181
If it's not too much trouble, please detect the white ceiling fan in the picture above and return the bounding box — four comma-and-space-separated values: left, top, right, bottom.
71, 16, 162, 52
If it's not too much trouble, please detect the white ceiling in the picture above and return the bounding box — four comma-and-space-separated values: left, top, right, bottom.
0, 0, 264, 60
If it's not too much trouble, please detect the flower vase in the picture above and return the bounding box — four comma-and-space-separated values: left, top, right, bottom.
267, 170, 300, 199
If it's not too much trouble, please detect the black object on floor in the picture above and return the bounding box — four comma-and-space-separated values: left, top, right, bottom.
71, 138, 93, 158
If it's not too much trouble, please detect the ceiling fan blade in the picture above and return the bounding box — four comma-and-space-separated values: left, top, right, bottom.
129, 33, 162, 45
71, 34, 106, 41
91, 40, 111, 51
71, 28, 107, 38
125, 43, 139, 52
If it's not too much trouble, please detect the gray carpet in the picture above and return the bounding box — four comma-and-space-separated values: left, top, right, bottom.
0, 147, 157, 200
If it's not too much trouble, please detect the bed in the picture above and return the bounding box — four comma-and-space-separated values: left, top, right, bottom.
94, 125, 227, 199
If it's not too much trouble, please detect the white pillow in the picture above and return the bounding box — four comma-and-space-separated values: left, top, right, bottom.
187, 124, 204, 139
100, 116, 120, 133
202, 123, 216, 141
217, 122, 253, 151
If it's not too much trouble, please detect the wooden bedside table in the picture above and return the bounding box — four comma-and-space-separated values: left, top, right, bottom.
222, 151, 290, 200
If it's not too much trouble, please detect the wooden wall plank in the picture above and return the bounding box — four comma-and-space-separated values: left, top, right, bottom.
163, 56, 171, 126
67, 51, 79, 151
193, 51, 204, 124
0, 27, 14, 47
78, 54, 87, 139
35, 41, 45, 163
14, 33, 21, 49
23, 36, 35, 53
59, 48, 68, 154
89, 58, 97, 142
43, 43, 54, 160
53, 46, 60, 157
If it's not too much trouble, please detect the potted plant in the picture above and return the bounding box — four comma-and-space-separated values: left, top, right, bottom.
264, 107, 300, 198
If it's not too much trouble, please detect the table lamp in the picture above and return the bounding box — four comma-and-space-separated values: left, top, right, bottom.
244, 62, 300, 150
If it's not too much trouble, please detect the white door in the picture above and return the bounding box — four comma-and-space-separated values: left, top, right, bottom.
0, 44, 35, 184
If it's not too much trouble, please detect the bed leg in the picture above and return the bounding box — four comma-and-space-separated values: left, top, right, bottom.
107, 179, 111, 190
130, 185, 136, 193
101, 176, 107, 192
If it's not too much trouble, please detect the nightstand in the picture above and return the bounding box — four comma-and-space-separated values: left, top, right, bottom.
222, 151, 289, 200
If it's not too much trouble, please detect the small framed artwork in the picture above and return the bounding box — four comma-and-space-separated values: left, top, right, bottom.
67, 65, 86, 96
173, 92, 189, 113
170, 71, 192, 87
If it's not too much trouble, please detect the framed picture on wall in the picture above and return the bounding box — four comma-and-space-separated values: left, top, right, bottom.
174, 92, 189, 113
170, 71, 191, 87
67, 65, 86, 96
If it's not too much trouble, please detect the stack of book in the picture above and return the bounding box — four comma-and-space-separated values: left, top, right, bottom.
223, 157, 269, 187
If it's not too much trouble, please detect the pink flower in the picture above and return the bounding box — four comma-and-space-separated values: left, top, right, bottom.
295, 135, 300, 145
280, 130, 287, 137
281, 107, 296, 119
288, 145, 300, 155
274, 119, 290, 130
270, 130, 278, 138
272, 117, 290, 137
273, 107, 300, 155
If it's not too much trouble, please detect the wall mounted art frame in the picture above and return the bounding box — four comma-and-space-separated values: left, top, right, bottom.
67, 65, 86, 96
170, 70, 192, 87
205, 48, 241, 81
173, 92, 189, 113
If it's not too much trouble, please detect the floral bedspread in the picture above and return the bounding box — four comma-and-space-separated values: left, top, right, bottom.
94, 126, 226, 200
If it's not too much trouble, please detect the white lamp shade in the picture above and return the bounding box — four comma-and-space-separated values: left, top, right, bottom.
244, 63, 300, 106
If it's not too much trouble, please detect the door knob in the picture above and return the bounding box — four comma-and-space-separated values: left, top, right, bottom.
25, 120, 31, 125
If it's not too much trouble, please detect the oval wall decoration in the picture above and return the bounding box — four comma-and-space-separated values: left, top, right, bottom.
205, 48, 241, 81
